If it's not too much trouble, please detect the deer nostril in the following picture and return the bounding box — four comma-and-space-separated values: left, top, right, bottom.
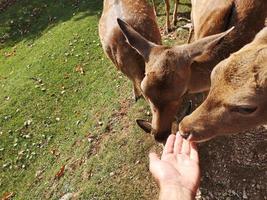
180, 131, 191, 139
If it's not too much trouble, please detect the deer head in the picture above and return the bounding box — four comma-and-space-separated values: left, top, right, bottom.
179, 28, 267, 142
117, 18, 233, 142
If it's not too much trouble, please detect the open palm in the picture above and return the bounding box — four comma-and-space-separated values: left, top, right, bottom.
149, 134, 200, 195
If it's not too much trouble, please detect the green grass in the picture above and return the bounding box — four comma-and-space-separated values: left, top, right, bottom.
0, 0, 191, 199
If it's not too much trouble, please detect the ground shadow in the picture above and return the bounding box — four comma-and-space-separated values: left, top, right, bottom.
0, 0, 103, 48
178, 11, 191, 20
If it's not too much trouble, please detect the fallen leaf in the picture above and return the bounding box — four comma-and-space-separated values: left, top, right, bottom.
50, 149, 60, 157
4, 50, 16, 58
55, 165, 65, 180
75, 64, 85, 75
1, 192, 14, 200
59, 193, 73, 200
64, 73, 70, 79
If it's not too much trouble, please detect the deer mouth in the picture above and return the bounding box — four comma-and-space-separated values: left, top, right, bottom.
179, 130, 215, 143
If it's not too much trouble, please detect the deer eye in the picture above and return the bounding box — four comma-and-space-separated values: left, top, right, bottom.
230, 106, 257, 114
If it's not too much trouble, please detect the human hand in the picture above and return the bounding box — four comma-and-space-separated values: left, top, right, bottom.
149, 134, 200, 199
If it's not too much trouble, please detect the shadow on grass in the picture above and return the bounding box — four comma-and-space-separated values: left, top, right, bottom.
0, 0, 103, 48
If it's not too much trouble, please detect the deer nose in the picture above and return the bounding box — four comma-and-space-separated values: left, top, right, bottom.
179, 131, 191, 139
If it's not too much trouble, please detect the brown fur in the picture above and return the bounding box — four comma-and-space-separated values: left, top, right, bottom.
179, 28, 267, 142
119, 0, 267, 142
99, 0, 161, 100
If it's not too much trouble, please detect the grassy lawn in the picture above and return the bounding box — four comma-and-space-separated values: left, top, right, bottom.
0, 0, 192, 199
2, 1, 267, 200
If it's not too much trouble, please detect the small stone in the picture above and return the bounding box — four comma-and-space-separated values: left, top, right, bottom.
24, 119, 33, 127
24, 134, 30, 139
243, 190, 248, 199
18, 150, 24, 155
109, 172, 115, 177
87, 137, 94, 143
35, 169, 44, 178
59, 193, 73, 200
2, 163, 10, 168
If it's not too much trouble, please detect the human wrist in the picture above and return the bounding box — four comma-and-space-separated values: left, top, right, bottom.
159, 183, 195, 200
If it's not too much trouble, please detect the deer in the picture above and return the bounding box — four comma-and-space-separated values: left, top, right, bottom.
117, 0, 267, 143
152, 0, 179, 33
99, 0, 161, 101
179, 27, 267, 142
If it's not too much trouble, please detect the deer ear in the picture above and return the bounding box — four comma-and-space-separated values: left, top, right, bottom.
117, 18, 156, 62
136, 119, 152, 133
186, 27, 235, 61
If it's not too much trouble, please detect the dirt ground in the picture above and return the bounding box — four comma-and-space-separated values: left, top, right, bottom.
198, 126, 267, 200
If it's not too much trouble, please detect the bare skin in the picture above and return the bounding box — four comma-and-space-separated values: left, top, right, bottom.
149, 134, 200, 200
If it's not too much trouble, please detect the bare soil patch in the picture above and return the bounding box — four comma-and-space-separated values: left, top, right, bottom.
198, 127, 267, 200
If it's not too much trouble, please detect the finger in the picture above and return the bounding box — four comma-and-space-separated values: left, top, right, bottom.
190, 142, 199, 163
149, 152, 160, 172
162, 134, 176, 156
174, 132, 183, 154
181, 137, 190, 155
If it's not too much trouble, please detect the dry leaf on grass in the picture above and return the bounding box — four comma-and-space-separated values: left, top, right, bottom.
4, 50, 16, 58
75, 64, 85, 75
1, 192, 14, 200
55, 165, 65, 180
50, 149, 60, 157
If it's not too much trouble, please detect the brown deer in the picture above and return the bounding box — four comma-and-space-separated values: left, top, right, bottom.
189, 0, 237, 43
179, 27, 267, 142
99, 0, 161, 101
118, 0, 267, 142
152, 0, 179, 33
